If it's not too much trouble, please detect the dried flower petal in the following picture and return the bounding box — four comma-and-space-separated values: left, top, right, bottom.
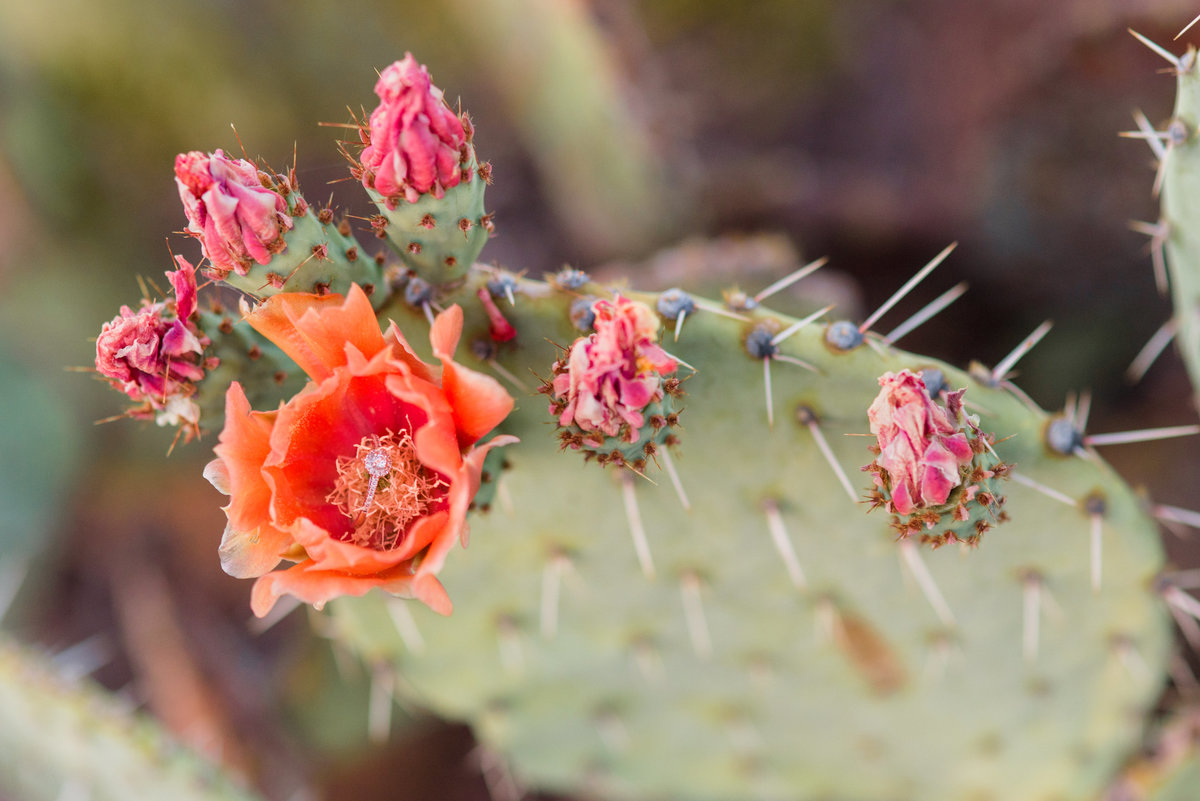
359, 54, 469, 207
175, 149, 293, 277
867, 370, 973, 516
95, 257, 211, 432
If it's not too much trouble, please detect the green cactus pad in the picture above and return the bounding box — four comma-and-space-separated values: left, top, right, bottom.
328, 270, 1173, 801
0, 637, 262, 801
367, 155, 490, 285
216, 178, 388, 308
192, 309, 306, 433
1157, 44, 1200, 407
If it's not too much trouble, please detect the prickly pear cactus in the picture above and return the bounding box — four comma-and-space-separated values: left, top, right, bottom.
1153, 40, 1200, 410
0, 637, 261, 801
329, 271, 1172, 801
82, 45, 1200, 801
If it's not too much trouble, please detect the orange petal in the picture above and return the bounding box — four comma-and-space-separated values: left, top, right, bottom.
217, 519, 292, 578
213, 383, 278, 535
428, 303, 464, 357
246, 285, 386, 381
417, 435, 518, 577
249, 560, 452, 617
383, 321, 434, 382
429, 305, 515, 446
294, 513, 451, 575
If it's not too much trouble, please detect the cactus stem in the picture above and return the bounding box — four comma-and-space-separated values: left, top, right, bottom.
859, 243, 957, 335
1009, 470, 1076, 506
385, 597, 425, 654
795, 406, 859, 505
771, 304, 836, 348
1127, 318, 1176, 382
1129, 29, 1193, 74
497, 617, 524, 674
1085, 423, 1200, 447
680, 572, 713, 660
1128, 218, 1170, 293
659, 448, 691, 512
1022, 572, 1042, 664
898, 541, 955, 626
539, 553, 568, 639
1154, 503, 1200, 532
753, 256, 828, 304
882, 281, 969, 345
991, 320, 1054, 384
621, 472, 655, 579
763, 498, 807, 589
368, 665, 396, 743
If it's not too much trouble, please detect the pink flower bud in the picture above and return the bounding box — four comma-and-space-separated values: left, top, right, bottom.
359, 54, 469, 208
175, 149, 293, 278
95, 257, 211, 430
551, 297, 677, 443
866, 370, 973, 516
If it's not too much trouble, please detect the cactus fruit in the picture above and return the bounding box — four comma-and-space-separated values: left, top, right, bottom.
0, 637, 261, 801
81, 46, 1200, 801
863, 369, 1010, 547
94, 256, 215, 437
176, 150, 388, 305
349, 55, 492, 285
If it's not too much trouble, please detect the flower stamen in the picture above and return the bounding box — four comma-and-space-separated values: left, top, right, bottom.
328, 430, 449, 550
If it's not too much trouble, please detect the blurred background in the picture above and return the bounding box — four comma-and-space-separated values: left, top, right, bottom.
2, 0, 1200, 798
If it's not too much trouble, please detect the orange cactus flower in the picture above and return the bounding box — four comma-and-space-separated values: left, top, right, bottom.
204, 284, 516, 616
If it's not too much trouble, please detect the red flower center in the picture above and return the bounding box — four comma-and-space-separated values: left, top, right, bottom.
326, 430, 449, 551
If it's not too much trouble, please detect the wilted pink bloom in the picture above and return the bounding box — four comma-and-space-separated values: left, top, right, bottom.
359, 54, 469, 208
551, 297, 677, 443
867, 370, 973, 516
175, 149, 292, 278
95, 257, 211, 429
